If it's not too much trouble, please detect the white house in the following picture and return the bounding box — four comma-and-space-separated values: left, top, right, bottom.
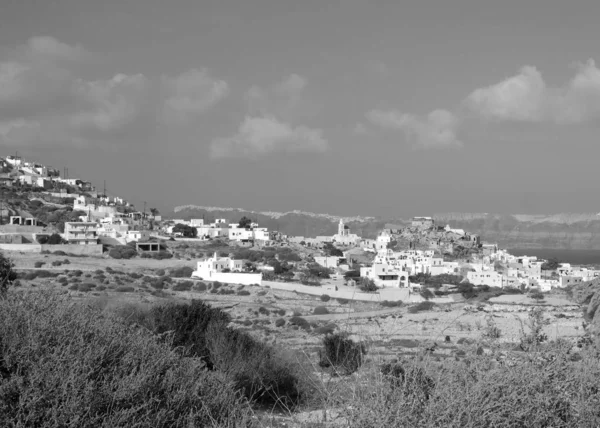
64, 222, 99, 245
332, 219, 360, 245
125, 230, 150, 243
191, 252, 262, 286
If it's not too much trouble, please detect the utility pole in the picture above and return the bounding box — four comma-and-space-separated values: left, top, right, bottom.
143, 201, 147, 230
103, 180, 106, 198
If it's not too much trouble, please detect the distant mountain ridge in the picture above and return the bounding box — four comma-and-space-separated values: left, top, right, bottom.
173, 205, 376, 223
168, 206, 600, 249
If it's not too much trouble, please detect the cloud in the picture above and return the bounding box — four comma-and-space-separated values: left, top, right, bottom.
465, 59, 600, 123
246, 73, 308, 119
0, 36, 229, 147
352, 122, 369, 135
210, 115, 328, 159
162, 68, 229, 123
213, 73, 326, 159
70, 73, 149, 132
367, 109, 462, 148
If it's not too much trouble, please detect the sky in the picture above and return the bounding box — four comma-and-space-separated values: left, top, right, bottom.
1, 0, 600, 218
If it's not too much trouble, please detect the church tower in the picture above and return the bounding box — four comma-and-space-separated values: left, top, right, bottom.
338, 219, 345, 236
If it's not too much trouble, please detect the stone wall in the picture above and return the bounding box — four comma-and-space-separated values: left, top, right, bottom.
0, 243, 41, 253
41, 244, 103, 256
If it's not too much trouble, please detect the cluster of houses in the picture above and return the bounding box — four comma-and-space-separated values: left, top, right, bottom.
0, 155, 94, 191
162, 218, 271, 242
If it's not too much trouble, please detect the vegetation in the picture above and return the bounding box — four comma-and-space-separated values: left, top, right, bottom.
172, 223, 198, 238
0, 291, 252, 427
238, 216, 252, 229
0, 252, 17, 297
359, 277, 378, 293
318, 332, 366, 375
541, 257, 561, 271
108, 245, 138, 259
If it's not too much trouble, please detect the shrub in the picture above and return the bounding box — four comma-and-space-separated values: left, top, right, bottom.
128, 272, 142, 279
108, 246, 137, 260
115, 286, 135, 292
152, 251, 173, 260
0, 292, 252, 426
409, 301, 436, 313
275, 318, 286, 327
320, 294, 331, 302
420, 288, 435, 300
381, 300, 403, 308
337, 298, 349, 304
173, 281, 193, 291
170, 266, 194, 278
314, 323, 337, 335
218, 289, 235, 295
277, 308, 286, 316
237, 290, 251, 296
258, 306, 270, 315
51, 260, 63, 267
34, 261, 45, 268
313, 306, 330, 315
62, 259, 70, 264
52, 250, 67, 256
289, 316, 310, 331
155, 269, 166, 276
319, 332, 366, 375
359, 278, 378, 293
195, 282, 208, 292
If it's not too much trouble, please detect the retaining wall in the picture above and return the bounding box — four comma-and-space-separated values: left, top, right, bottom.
41, 244, 103, 256
192, 271, 262, 286
0, 243, 42, 253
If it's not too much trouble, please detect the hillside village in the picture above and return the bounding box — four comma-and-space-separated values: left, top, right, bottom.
1, 153, 596, 298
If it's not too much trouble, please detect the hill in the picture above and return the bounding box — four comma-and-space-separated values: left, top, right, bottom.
169, 206, 600, 249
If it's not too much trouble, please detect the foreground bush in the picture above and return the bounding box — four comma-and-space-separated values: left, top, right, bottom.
345, 346, 600, 427
319, 332, 366, 375
0, 291, 252, 427
118, 300, 308, 408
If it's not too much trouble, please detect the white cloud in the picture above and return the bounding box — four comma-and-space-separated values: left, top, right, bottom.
367, 109, 462, 148
465, 59, 600, 124
246, 73, 308, 119
162, 68, 229, 123
352, 122, 369, 135
70, 73, 149, 132
210, 115, 328, 159
0, 37, 230, 147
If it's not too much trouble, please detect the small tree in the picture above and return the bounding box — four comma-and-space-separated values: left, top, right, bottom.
47, 233, 63, 245
238, 216, 252, 229
0, 252, 17, 297
359, 278, 378, 293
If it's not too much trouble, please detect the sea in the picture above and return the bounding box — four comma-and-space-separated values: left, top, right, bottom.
508, 248, 600, 267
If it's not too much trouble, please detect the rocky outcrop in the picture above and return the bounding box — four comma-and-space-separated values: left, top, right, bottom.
433, 213, 600, 249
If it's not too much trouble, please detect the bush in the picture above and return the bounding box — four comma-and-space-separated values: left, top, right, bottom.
53, 250, 67, 256
420, 288, 435, 300
108, 246, 137, 260
381, 300, 403, 308
320, 294, 331, 302
195, 282, 208, 292
275, 318, 286, 327
314, 323, 337, 335
258, 306, 269, 315
34, 261, 45, 268
409, 301, 436, 313
0, 292, 252, 426
359, 278, 378, 293
115, 286, 135, 292
289, 316, 310, 331
313, 306, 330, 315
277, 309, 286, 316
212, 281, 222, 290
237, 290, 251, 296
51, 260, 63, 267
155, 269, 166, 276
318, 332, 366, 375
337, 298, 349, 304
121, 300, 306, 408
170, 266, 194, 278
173, 281, 193, 291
